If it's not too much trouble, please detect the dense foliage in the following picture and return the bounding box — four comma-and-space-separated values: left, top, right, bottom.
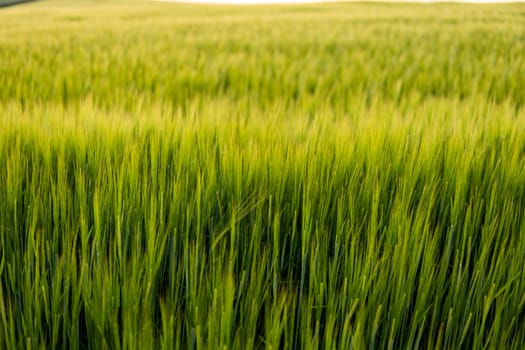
1, 1, 525, 348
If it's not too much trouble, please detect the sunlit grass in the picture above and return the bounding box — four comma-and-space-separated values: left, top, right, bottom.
1, 1, 525, 348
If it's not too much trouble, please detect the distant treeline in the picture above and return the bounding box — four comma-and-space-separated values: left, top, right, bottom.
0, 0, 37, 8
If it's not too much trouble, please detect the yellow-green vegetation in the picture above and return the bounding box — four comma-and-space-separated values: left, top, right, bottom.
1, 1, 525, 348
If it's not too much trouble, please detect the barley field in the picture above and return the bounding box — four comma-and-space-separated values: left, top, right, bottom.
1, 1, 525, 348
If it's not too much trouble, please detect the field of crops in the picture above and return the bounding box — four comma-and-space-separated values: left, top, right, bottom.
1, 1, 525, 348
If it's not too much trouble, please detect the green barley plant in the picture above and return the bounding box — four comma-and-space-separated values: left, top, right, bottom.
1, 1, 525, 348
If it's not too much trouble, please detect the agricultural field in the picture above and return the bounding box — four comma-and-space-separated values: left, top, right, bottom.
1, 0, 525, 348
